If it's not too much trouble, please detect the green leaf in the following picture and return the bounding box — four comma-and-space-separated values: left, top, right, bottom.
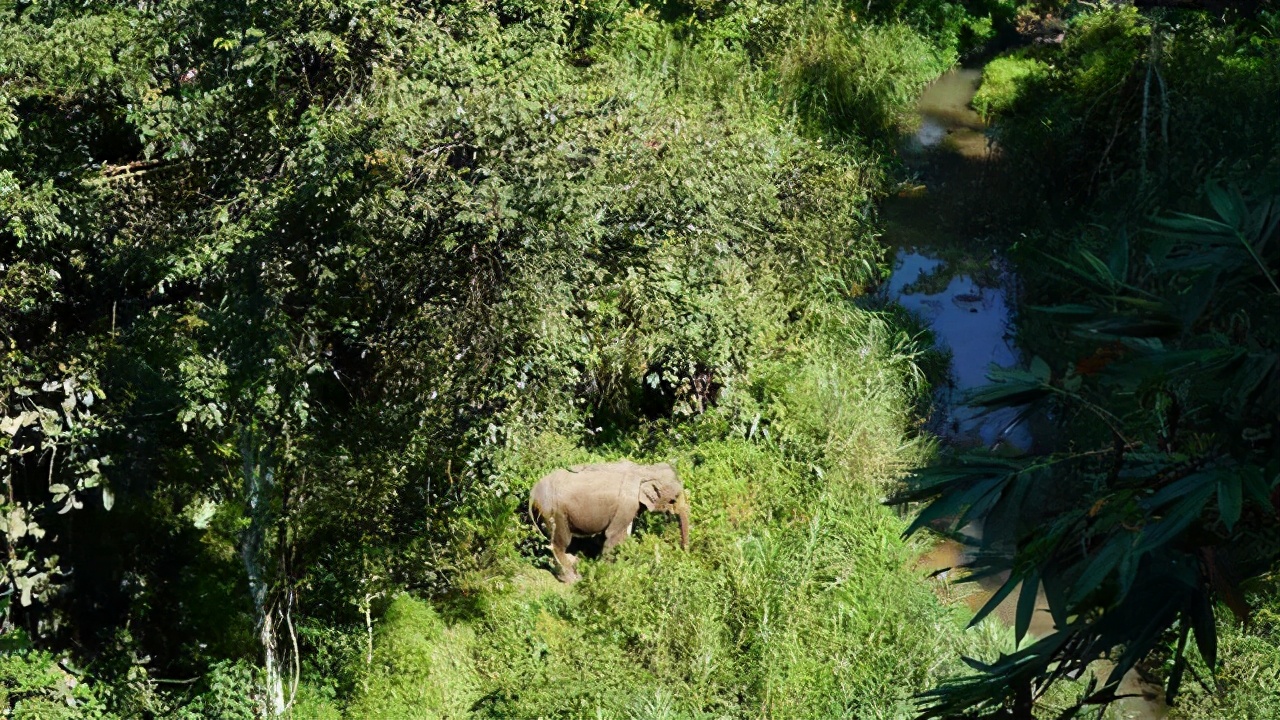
1232, 354, 1278, 407
1218, 473, 1243, 532
1153, 212, 1235, 237
1030, 303, 1098, 317
1206, 183, 1245, 228
1015, 569, 1040, 646
1070, 537, 1127, 603
1170, 270, 1219, 327
965, 369, 1050, 407
1079, 249, 1116, 288
1148, 470, 1217, 509
1166, 619, 1190, 703
959, 655, 994, 673
1107, 231, 1129, 282
1189, 589, 1218, 671
1029, 356, 1050, 382
1138, 485, 1215, 553
905, 475, 1010, 537
1243, 467, 1272, 509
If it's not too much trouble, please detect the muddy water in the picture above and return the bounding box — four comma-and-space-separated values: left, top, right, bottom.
886, 69, 1168, 719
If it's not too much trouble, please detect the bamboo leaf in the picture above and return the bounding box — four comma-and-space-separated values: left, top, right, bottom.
1107, 231, 1129, 281
1030, 303, 1098, 317
1243, 466, 1271, 509
1070, 538, 1127, 603
1234, 229, 1280, 296
1042, 569, 1071, 628
1166, 619, 1190, 703
1153, 212, 1235, 236
1029, 356, 1050, 382
1138, 487, 1215, 552
1015, 570, 1040, 646
966, 370, 1051, 407
1148, 470, 1217, 509
1079, 249, 1116, 288
1206, 183, 1244, 228
1189, 589, 1217, 671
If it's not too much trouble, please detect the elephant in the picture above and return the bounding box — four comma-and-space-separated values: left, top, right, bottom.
528, 460, 690, 583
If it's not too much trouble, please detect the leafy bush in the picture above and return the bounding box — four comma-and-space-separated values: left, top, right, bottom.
900, 185, 1280, 717
987, 6, 1280, 222
0, 631, 109, 718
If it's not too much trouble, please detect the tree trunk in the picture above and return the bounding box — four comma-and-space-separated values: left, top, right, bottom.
239, 427, 285, 716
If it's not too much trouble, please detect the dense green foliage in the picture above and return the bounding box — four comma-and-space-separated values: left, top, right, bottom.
0, 0, 1034, 716
900, 3, 1280, 717
902, 185, 1280, 717
18, 0, 1279, 716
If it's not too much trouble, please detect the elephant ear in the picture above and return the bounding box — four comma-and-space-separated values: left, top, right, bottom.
638, 477, 662, 510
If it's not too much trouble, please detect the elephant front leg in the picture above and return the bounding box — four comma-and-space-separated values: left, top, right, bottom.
550, 515, 581, 584
602, 516, 635, 557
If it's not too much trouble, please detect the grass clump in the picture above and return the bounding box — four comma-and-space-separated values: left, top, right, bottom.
972, 53, 1047, 120
1165, 582, 1280, 719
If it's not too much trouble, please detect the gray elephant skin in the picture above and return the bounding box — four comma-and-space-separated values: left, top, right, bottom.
528, 460, 690, 583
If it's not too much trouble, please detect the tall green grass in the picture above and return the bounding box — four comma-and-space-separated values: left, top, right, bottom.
779, 15, 953, 142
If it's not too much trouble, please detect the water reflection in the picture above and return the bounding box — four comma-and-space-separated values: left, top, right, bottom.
886, 250, 1030, 450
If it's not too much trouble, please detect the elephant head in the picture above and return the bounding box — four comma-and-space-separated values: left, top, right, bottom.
635, 462, 690, 550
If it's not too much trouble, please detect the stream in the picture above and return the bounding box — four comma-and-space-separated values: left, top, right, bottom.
885, 67, 1167, 720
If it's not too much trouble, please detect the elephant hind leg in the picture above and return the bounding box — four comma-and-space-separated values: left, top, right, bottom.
549, 514, 581, 584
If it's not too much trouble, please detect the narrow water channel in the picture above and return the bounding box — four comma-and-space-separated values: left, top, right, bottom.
886, 68, 1168, 720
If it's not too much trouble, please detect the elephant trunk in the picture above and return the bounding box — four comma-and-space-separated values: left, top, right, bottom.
676, 497, 690, 550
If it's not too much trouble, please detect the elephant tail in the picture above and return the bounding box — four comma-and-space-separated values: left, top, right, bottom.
527, 481, 549, 538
